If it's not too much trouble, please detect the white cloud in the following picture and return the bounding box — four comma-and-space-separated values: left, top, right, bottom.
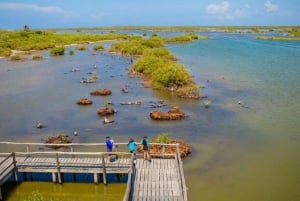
206, 1, 230, 14
0, 3, 72, 17
265, 1, 279, 12
234, 4, 251, 17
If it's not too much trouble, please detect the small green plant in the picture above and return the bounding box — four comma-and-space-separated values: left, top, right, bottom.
203, 100, 212, 108
155, 132, 169, 143
69, 49, 74, 55
50, 46, 65, 56
104, 102, 110, 109
32, 54, 43, 60
93, 44, 104, 51
76, 45, 87, 51
10, 54, 24, 61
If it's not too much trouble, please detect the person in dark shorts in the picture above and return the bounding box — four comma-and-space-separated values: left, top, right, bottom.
141, 136, 151, 161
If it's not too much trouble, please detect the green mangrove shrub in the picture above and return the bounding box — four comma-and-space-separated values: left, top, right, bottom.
10, 54, 24, 61
93, 44, 104, 51
76, 45, 87, 51
32, 54, 43, 60
154, 132, 170, 143
50, 46, 65, 56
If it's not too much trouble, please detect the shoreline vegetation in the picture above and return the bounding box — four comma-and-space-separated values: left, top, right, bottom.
0, 26, 299, 96
0, 27, 207, 98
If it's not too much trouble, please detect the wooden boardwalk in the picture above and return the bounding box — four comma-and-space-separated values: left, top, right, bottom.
0, 142, 188, 201
130, 159, 187, 201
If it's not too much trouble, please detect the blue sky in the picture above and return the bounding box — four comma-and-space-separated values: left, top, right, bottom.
0, 0, 299, 29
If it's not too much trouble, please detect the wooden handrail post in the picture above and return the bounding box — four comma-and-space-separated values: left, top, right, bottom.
56, 153, 62, 184
162, 143, 165, 158
12, 152, 18, 183
101, 154, 107, 185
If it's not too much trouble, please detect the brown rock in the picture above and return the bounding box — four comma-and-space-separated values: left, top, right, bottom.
97, 107, 116, 116
77, 98, 93, 105
90, 89, 112, 96
150, 106, 185, 120
137, 139, 191, 158
45, 134, 71, 149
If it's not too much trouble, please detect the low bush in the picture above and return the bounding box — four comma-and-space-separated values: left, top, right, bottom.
10, 54, 24, 61
32, 54, 43, 60
93, 44, 104, 51
76, 45, 87, 51
50, 46, 65, 56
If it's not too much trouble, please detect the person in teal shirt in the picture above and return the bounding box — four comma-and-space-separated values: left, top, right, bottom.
127, 138, 137, 153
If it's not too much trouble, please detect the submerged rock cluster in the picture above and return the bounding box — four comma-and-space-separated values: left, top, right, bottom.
137, 139, 191, 158
150, 106, 185, 120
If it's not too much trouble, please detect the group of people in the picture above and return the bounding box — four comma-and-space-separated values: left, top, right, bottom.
105, 136, 151, 162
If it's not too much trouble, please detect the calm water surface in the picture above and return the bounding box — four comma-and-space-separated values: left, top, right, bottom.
0, 33, 299, 201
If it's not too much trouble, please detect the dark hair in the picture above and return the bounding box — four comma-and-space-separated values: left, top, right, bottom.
143, 136, 147, 138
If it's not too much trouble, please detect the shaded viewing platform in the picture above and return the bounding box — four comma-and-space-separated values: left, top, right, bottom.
0, 142, 188, 201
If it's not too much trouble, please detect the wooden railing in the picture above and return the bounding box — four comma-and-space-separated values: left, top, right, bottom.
0, 153, 17, 185
175, 145, 188, 201
1, 142, 188, 201
122, 153, 136, 201
121, 143, 188, 201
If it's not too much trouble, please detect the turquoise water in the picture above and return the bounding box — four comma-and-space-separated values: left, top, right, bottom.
0, 33, 299, 201
168, 34, 300, 201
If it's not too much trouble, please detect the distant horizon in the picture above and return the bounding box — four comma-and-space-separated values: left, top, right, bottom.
0, 0, 299, 30
2, 25, 300, 31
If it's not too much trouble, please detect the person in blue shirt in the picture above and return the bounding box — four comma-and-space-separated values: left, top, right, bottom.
127, 138, 137, 153
105, 136, 113, 162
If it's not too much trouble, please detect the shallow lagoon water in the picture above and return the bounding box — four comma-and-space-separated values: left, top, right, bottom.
0, 33, 299, 201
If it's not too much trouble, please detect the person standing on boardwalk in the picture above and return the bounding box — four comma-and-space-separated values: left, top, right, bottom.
141, 136, 151, 161
127, 138, 137, 153
105, 136, 113, 162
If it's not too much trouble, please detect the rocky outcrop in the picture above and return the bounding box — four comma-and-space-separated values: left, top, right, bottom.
137, 139, 191, 158
77, 98, 93, 105
45, 134, 71, 149
150, 106, 185, 120
97, 107, 116, 116
90, 89, 112, 96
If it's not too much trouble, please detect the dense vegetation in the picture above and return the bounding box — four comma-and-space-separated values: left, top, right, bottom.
109, 35, 164, 56
0, 28, 203, 97
109, 34, 201, 97
255, 36, 300, 41
0, 30, 128, 57
51, 25, 300, 36
164, 33, 208, 43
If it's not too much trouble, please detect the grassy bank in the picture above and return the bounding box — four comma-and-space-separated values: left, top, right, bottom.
0, 30, 128, 57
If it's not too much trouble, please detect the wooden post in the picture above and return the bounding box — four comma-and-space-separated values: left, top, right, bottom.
56, 153, 62, 184
52, 172, 56, 183
176, 144, 180, 158
0, 187, 2, 201
93, 172, 98, 184
102, 154, 107, 185
162, 144, 165, 158
12, 153, 18, 183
